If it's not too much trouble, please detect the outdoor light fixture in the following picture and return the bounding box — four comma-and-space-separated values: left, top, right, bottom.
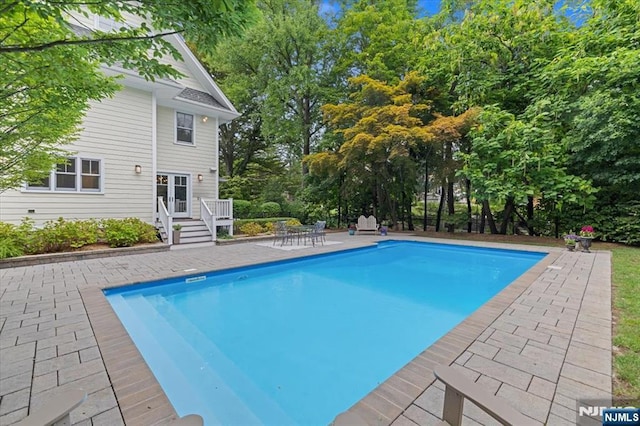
197, 174, 204, 182
134, 165, 142, 174
202, 116, 208, 123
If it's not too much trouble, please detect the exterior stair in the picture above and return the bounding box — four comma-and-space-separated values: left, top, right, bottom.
173, 219, 214, 244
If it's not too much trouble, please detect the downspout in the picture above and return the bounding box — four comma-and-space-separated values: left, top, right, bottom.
152, 91, 158, 223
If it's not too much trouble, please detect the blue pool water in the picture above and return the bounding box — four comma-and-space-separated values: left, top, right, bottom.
105, 240, 545, 425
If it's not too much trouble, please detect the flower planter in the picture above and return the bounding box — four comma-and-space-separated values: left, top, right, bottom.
380, 226, 388, 236
348, 229, 355, 236
579, 237, 593, 253
172, 230, 181, 245
566, 244, 575, 252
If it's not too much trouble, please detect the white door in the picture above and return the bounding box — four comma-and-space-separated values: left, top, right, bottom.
157, 173, 190, 218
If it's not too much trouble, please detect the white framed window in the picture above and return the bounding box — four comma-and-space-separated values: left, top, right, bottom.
175, 112, 195, 145
25, 157, 103, 193
56, 158, 76, 190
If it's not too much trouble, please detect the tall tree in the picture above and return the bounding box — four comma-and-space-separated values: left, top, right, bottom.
1, 1, 255, 192
307, 72, 434, 225
210, 0, 335, 177
333, 0, 422, 83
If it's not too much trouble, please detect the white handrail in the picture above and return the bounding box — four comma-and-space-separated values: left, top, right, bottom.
203, 198, 233, 219
200, 198, 216, 241
157, 197, 173, 245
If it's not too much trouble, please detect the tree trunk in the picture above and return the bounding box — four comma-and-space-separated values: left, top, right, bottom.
466, 178, 472, 233
446, 180, 455, 233
482, 200, 499, 234
423, 158, 428, 231
480, 203, 486, 234
499, 197, 515, 235
526, 196, 535, 235
405, 191, 414, 231
436, 184, 445, 232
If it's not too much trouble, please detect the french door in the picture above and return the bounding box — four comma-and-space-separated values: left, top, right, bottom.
156, 173, 190, 218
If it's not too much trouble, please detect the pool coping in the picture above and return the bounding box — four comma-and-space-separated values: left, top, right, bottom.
79, 240, 559, 425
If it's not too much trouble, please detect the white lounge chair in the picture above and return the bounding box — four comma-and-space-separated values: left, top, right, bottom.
356, 215, 379, 234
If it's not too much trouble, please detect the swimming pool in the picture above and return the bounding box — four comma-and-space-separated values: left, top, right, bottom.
105, 240, 545, 425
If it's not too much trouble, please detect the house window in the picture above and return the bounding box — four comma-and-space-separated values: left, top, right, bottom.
81, 159, 100, 191
26, 176, 50, 190
24, 157, 102, 193
176, 112, 194, 144
56, 158, 76, 190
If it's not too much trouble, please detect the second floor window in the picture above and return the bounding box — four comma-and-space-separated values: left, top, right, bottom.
176, 112, 194, 144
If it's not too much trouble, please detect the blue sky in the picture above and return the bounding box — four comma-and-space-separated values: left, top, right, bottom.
320, 1, 442, 17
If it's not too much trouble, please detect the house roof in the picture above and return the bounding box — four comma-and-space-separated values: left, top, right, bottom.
176, 88, 226, 110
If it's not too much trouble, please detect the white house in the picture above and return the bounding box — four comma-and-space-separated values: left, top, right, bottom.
0, 17, 238, 244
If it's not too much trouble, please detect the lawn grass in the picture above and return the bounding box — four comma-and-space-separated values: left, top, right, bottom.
611, 246, 640, 399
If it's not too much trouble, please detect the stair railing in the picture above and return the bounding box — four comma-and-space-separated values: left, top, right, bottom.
200, 198, 217, 241
157, 197, 173, 245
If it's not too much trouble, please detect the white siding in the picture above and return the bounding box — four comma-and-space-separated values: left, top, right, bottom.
161, 57, 207, 92
0, 88, 154, 225
156, 107, 218, 218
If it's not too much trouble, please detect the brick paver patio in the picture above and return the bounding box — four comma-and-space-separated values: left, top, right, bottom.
0, 235, 611, 425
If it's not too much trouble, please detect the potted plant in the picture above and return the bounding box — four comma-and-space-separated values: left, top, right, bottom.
579, 225, 595, 252
564, 232, 578, 251
379, 221, 389, 236
348, 224, 356, 236
172, 223, 182, 244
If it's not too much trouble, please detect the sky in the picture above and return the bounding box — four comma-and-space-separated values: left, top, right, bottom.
320, 1, 443, 18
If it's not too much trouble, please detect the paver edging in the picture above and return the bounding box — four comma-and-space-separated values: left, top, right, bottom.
0, 244, 169, 269
80, 287, 180, 425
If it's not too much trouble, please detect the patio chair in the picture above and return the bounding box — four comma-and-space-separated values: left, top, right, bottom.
273, 221, 291, 246
306, 220, 326, 246
433, 365, 537, 426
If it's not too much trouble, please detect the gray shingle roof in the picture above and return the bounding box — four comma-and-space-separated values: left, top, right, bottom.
176, 88, 227, 110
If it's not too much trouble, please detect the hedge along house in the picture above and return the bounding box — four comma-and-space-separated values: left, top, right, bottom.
0, 14, 239, 245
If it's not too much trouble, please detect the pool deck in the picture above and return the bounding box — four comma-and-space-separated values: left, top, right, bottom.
0, 234, 611, 425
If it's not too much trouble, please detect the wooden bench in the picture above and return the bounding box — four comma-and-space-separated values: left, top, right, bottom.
13, 388, 204, 426
434, 365, 538, 426
356, 215, 379, 234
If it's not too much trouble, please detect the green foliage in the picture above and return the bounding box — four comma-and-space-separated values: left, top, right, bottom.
123, 218, 159, 243
259, 202, 281, 217
30, 218, 99, 253
101, 219, 139, 248
239, 222, 264, 236
0, 222, 25, 259
234, 217, 297, 232
232, 200, 253, 219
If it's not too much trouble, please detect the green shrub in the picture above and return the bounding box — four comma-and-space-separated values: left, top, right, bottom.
216, 227, 232, 239
239, 222, 264, 236
285, 218, 302, 227
233, 200, 253, 219
101, 219, 139, 247
259, 201, 281, 217
124, 218, 159, 243
0, 222, 25, 259
234, 217, 298, 233
32, 217, 99, 253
